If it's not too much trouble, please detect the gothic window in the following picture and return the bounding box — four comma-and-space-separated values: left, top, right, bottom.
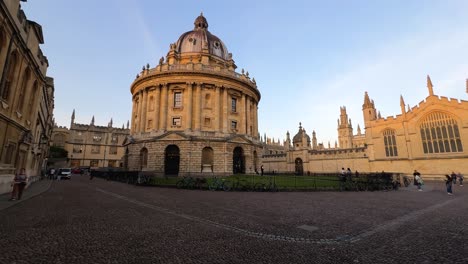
1, 51, 19, 101
420, 112, 463, 154
17, 67, 31, 112
93, 135, 102, 142
383, 129, 398, 157
231, 97, 237, 112
174, 92, 182, 108
54, 133, 66, 147
111, 135, 118, 143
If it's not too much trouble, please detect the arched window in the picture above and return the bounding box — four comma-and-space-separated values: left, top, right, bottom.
420, 112, 463, 154
54, 133, 66, 148
1, 51, 19, 101
0, 27, 6, 58
383, 129, 398, 157
140, 147, 148, 169
17, 67, 31, 112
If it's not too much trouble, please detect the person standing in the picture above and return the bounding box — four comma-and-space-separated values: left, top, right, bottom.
260, 165, 264, 176
458, 172, 464, 186
445, 174, 453, 195
414, 172, 423, 191
413, 170, 421, 186
9, 168, 28, 201
49, 168, 55, 180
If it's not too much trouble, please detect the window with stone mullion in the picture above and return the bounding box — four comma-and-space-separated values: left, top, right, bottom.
420, 112, 463, 154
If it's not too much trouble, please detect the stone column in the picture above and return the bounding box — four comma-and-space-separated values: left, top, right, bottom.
130, 96, 136, 134
222, 87, 228, 133
194, 83, 202, 131
246, 96, 251, 136
141, 88, 148, 132
159, 83, 168, 131
154, 85, 161, 131
239, 93, 245, 134
215, 85, 221, 131
136, 91, 143, 132
186, 82, 193, 131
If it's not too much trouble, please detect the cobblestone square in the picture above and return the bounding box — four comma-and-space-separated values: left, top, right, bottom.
1, 176, 467, 264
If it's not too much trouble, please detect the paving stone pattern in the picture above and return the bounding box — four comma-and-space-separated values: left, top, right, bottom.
0, 175, 467, 264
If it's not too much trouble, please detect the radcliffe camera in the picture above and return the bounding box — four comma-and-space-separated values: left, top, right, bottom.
0, 1, 467, 263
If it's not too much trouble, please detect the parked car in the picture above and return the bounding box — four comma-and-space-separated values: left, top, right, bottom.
72, 168, 82, 174
58, 168, 72, 180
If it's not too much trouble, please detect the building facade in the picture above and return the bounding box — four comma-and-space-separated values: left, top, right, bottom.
0, 0, 54, 193
262, 77, 468, 178
50, 110, 130, 169
125, 14, 262, 176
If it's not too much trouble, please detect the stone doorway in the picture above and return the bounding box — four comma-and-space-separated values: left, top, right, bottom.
295, 158, 303, 176
233, 147, 245, 174
165, 145, 180, 175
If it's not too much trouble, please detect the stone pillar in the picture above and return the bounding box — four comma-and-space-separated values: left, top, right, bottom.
141, 88, 148, 132
246, 96, 251, 136
136, 91, 143, 132
222, 88, 228, 133
240, 93, 245, 134
154, 86, 161, 131
215, 85, 221, 131
186, 82, 193, 131
159, 83, 168, 131
194, 83, 202, 131
130, 96, 136, 134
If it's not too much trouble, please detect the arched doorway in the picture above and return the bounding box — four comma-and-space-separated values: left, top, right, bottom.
201, 147, 214, 172
295, 158, 303, 176
233, 147, 245, 174
165, 145, 180, 175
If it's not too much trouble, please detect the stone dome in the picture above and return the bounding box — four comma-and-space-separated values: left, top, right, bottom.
175, 13, 230, 60
292, 123, 311, 145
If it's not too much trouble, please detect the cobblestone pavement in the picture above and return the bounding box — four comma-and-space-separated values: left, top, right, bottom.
0, 175, 467, 264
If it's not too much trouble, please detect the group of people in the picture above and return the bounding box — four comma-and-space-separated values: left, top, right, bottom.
413, 169, 464, 195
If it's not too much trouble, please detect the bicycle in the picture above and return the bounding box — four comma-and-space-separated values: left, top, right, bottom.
402, 176, 412, 187
137, 173, 153, 185
208, 177, 231, 191
176, 176, 195, 189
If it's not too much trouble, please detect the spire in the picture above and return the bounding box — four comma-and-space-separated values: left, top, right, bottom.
127, 120, 130, 129
357, 124, 361, 135
109, 118, 113, 127
71, 109, 75, 127
363, 91, 371, 106
427, 75, 434, 96
91, 116, 95, 126
122, 124, 124, 129
378, 111, 382, 119
400, 95, 406, 114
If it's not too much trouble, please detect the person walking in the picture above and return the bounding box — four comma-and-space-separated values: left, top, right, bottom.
414, 172, 423, 191
445, 174, 453, 195
413, 170, 421, 186
458, 172, 464, 186
9, 168, 28, 201
260, 165, 264, 176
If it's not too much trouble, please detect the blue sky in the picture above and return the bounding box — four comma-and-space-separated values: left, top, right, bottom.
23, 0, 468, 145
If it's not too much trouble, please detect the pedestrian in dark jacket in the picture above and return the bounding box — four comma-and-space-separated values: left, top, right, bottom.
445, 175, 453, 195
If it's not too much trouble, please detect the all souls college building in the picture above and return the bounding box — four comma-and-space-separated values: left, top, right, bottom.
124, 14, 468, 178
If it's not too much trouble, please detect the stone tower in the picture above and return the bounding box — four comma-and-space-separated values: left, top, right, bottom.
337, 106, 353, 148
